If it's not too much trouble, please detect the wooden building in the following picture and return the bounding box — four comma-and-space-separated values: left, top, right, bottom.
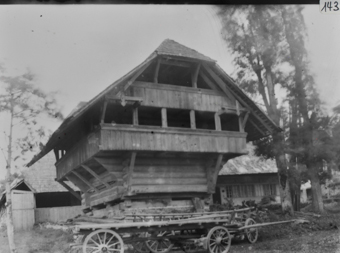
213, 145, 280, 206
27, 39, 279, 215
0, 153, 82, 229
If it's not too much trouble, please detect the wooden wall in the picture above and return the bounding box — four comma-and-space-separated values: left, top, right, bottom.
126, 81, 234, 112
56, 131, 101, 180
11, 190, 35, 230
130, 164, 208, 195
100, 126, 247, 154
35, 206, 82, 223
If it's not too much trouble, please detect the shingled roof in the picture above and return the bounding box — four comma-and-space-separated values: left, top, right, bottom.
156, 39, 215, 63
22, 152, 78, 193
219, 144, 277, 175
27, 39, 279, 168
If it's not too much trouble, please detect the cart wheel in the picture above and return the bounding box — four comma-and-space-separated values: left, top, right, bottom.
131, 233, 149, 253
145, 231, 174, 253
207, 226, 231, 253
245, 218, 258, 244
82, 229, 124, 253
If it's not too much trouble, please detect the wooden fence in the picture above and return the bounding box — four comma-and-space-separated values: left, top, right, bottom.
35, 206, 82, 223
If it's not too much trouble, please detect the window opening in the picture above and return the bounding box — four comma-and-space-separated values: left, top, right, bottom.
138, 106, 162, 127
158, 65, 192, 87
220, 114, 240, 132
167, 108, 191, 128
195, 111, 216, 130
104, 104, 133, 125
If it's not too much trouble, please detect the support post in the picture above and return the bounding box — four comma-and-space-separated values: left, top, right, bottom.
207, 154, 223, 194
101, 100, 108, 124
161, 108, 167, 128
191, 63, 200, 88
71, 171, 99, 193
190, 110, 196, 129
133, 107, 139, 126
81, 165, 110, 188
214, 113, 221, 131
153, 58, 161, 83
127, 152, 137, 195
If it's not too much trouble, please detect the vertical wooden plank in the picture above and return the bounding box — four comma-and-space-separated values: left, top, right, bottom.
190, 110, 196, 129
153, 58, 161, 83
161, 108, 167, 128
214, 113, 221, 131
191, 63, 200, 88
133, 107, 138, 126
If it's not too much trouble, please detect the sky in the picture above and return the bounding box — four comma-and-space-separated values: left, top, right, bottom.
0, 5, 339, 179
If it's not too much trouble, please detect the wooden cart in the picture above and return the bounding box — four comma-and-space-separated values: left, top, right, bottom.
72, 207, 280, 253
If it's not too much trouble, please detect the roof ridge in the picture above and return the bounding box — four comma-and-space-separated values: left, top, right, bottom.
155, 39, 216, 63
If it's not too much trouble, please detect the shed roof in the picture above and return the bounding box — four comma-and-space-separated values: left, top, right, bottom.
219, 145, 277, 175
27, 39, 280, 168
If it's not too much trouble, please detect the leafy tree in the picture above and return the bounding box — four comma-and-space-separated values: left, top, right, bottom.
0, 65, 63, 253
216, 5, 294, 214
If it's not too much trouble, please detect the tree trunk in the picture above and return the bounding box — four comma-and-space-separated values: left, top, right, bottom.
6, 94, 17, 253
273, 132, 294, 214
309, 165, 324, 213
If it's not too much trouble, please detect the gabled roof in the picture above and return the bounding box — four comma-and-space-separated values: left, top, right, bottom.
156, 39, 215, 63
27, 39, 279, 167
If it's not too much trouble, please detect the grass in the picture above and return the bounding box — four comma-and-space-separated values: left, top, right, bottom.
0, 225, 74, 253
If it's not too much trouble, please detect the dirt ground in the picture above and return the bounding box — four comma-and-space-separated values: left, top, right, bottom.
0, 216, 339, 253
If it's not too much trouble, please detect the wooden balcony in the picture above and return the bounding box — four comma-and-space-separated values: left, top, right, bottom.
55, 125, 247, 180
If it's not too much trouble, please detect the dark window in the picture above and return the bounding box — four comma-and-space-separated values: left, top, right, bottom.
167, 108, 191, 128
220, 114, 240, 132
35, 192, 81, 208
195, 111, 215, 130
138, 106, 162, 127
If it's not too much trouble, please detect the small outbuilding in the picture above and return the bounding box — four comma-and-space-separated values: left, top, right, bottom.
214, 145, 280, 205
0, 152, 82, 230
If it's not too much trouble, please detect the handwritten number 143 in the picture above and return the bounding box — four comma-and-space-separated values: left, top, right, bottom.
321, 1, 339, 12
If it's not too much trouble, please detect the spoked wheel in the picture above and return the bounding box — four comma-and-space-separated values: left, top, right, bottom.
82, 229, 124, 253
145, 231, 174, 253
245, 218, 258, 244
207, 226, 231, 253
131, 233, 149, 253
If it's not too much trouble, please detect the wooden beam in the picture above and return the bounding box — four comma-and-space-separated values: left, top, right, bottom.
204, 63, 274, 133
249, 118, 266, 136
201, 63, 236, 103
105, 95, 143, 103
133, 107, 138, 126
191, 63, 200, 88
54, 149, 59, 161
65, 174, 88, 193
214, 113, 221, 131
160, 59, 191, 68
236, 100, 240, 116
100, 100, 108, 124
199, 71, 221, 93
127, 152, 137, 195
161, 108, 167, 128
190, 110, 196, 129
121, 59, 155, 94
57, 180, 82, 201
153, 58, 161, 83
81, 165, 110, 188
240, 111, 250, 132
71, 171, 99, 193
207, 154, 223, 193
